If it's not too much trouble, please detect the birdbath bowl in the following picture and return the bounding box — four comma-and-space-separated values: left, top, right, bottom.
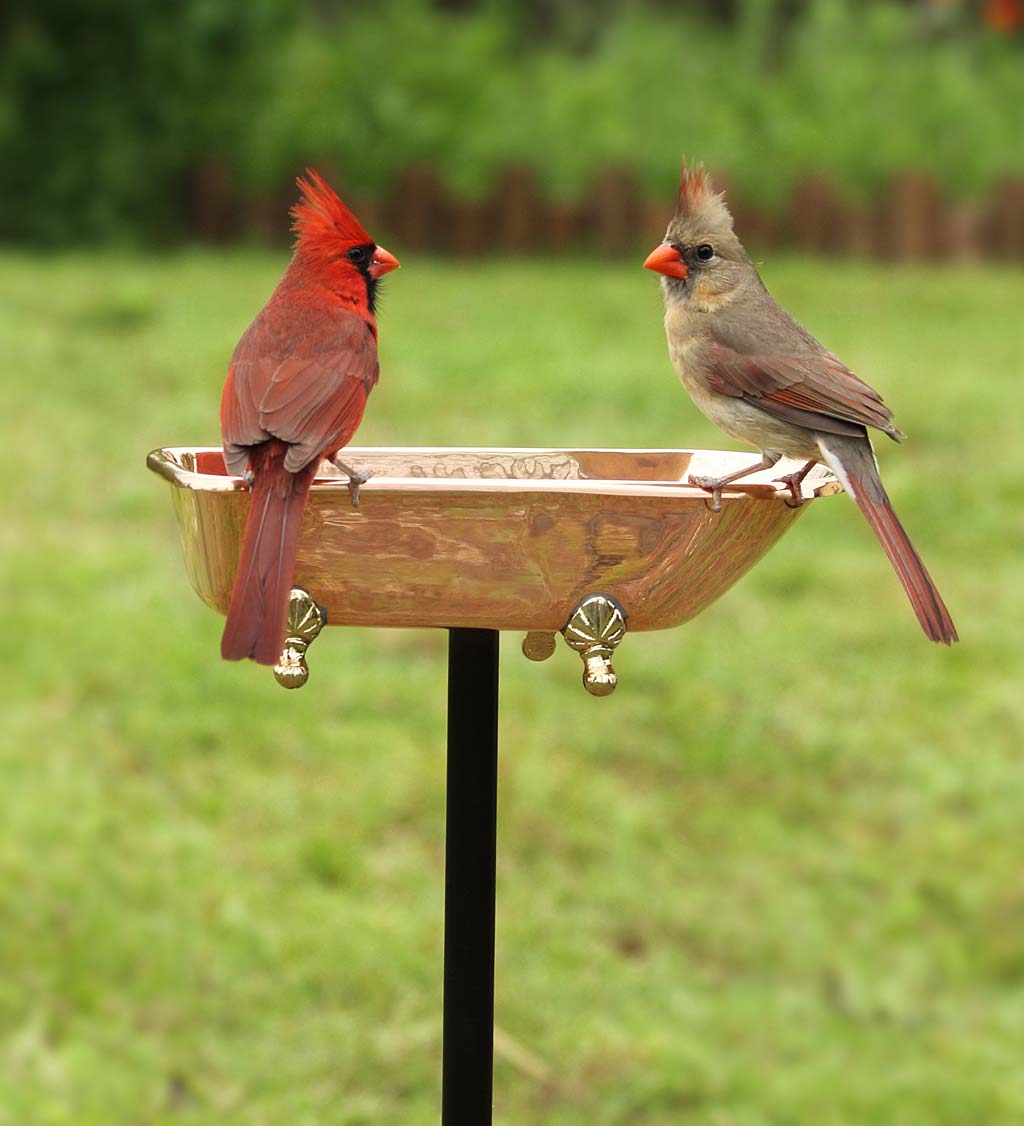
148, 445, 839, 692
147, 441, 842, 1120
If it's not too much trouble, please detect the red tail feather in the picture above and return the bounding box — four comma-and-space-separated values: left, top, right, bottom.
221, 442, 317, 665
852, 493, 958, 644
818, 436, 957, 644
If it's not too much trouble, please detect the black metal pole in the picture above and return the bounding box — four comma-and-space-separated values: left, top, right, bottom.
442, 628, 499, 1125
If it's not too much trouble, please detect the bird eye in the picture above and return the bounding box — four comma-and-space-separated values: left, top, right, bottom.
346, 246, 367, 264
696, 244, 715, 261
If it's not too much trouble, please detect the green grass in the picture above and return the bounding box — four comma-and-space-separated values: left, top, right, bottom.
0, 249, 1021, 1125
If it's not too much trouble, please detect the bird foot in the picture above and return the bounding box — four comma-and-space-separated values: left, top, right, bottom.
333, 460, 375, 509
686, 474, 726, 512
773, 472, 806, 508
772, 460, 818, 508
241, 469, 254, 489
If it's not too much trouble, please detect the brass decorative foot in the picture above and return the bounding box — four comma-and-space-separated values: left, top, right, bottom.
274, 587, 327, 689
522, 631, 556, 662
562, 593, 627, 697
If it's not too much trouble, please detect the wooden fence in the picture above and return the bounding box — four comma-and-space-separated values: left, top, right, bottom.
188, 161, 1024, 260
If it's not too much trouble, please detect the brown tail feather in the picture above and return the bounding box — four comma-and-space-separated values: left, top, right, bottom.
221, 442, 316, 665
817, 436, 958, 644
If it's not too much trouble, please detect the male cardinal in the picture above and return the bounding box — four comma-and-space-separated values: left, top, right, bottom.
643, 164, 957, 644
219, 171, 399, 665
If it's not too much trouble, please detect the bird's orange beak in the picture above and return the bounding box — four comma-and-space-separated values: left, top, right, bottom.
369, 246, 400, 279
643, 242, 688, 280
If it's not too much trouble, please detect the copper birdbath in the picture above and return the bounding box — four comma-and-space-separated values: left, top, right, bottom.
148, 442, 840, 1121
148, 445, 838, 692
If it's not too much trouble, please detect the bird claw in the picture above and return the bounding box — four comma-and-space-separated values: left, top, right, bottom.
773, 473, 806, 508
772, 460, 818, 508
687, 474, 725, 512
333, 460, 375, 509
241, 469, 255, 489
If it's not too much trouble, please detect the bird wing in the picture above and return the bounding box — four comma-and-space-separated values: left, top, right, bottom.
221, 304, 379, 475
702, 341, 903, 440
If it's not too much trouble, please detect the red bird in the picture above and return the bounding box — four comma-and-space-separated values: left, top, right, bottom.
219, 171, 399, 665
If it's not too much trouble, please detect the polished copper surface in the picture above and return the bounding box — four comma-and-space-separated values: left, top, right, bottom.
147, 446, 839, 633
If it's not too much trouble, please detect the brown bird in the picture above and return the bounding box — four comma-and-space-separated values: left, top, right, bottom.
643, 164, 957, 644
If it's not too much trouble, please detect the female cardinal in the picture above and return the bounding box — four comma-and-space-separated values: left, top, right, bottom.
643, 164, 957, 644
220, 171, 399, 665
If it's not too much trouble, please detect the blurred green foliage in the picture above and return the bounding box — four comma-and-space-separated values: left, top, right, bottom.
3, 0, 1023, 243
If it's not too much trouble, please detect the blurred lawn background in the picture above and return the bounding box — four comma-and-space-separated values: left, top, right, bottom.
2, 252, 1022, 1124
3, 0, 1024, 1123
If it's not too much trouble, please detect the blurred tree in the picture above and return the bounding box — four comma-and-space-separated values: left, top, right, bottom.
0, 0, 294, 243
1, 0, 1020, 245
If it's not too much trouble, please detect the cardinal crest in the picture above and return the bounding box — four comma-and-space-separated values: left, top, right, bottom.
674, 162, 733, 233
291, 169, 372, 247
